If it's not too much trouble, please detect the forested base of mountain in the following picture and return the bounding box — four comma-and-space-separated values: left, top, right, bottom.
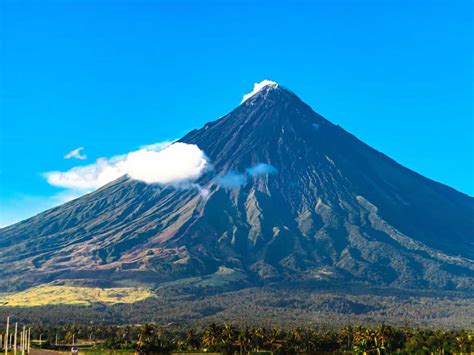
1, 323, 473, 354
0, 287, 473, 328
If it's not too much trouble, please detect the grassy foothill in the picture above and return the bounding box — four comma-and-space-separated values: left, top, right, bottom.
0, 285, 153, 306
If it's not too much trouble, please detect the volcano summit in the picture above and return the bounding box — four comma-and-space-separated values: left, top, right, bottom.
1, 81, 473, 295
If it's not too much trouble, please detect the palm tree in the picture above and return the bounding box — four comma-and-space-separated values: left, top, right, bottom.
221, 323, 237, 355
253, 327, 266, 352
236, 327, 252, 355
136, 324, 154, 353
201, 323, 221, 352
352, 326, 370, 353
183, 329, 198, 351
285, 327, 304, 353
305, 328, 321, 353
340, 326, 353, 351
63, 325, 75, 345
265, 328, 284, 353
172, 337, 187, 351
455, 331, 468, 353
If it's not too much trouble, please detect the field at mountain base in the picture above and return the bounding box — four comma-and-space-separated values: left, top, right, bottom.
0, 285, 152, 306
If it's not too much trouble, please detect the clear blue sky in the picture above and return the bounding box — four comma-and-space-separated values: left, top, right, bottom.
0, 0, 473, 227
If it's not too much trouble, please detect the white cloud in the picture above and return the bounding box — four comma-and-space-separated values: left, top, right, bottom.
45, 157, 124, 190
64, 147, 87, 160
241, 79, 278, 103
216, 172, 247, 189
45, 142, 211, 191
216, 163, 278, 189
190, 183, 210, 198
2, 143, 210, 228
246, 163, 278, 176
124, 143, 210, 185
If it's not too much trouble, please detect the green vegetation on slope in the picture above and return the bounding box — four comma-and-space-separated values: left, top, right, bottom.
1, 286, 473, 328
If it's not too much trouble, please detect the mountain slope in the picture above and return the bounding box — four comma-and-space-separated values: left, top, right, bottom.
1, 82, 473, 292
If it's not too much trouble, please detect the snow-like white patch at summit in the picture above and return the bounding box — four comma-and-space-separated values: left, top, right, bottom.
241, 80, 278, 103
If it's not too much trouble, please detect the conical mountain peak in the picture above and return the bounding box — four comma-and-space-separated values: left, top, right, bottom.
180, 81, 330, 171
240, 80, 299, 107
241, 79, 279, 103
1, 82, 473, 296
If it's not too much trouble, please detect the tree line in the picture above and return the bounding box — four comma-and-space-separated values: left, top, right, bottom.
2, 323, 472, 354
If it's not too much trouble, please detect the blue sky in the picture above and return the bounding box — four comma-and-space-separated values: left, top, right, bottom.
0, 0, 472, 227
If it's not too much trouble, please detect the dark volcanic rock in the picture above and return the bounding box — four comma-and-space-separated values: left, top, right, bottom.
1, 83, 473, 292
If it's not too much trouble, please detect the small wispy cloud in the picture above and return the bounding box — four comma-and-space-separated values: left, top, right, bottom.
64, 147, 87, 160
216, 163, 278, 189
246, 163, 278, 176
217, 172, 247, 189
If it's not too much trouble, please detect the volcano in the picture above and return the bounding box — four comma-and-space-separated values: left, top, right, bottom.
1, 81, 473, 293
